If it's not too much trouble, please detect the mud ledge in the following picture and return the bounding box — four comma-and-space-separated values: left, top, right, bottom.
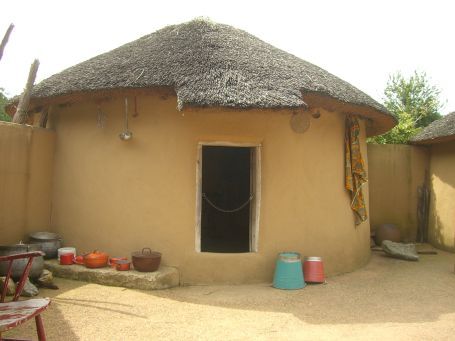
44, 260, 179, 290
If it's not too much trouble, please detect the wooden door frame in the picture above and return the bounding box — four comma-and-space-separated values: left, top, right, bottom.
195, 141, 262, 252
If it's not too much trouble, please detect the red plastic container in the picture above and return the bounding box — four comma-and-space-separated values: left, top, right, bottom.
60, 253, 74, 265
303, 256, 325, 283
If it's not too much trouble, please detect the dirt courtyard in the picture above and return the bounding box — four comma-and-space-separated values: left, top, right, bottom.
4, 250, 455, 340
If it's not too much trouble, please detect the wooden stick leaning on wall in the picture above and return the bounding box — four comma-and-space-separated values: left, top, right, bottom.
0, 23, 14, 62
12, 59, 40, 124
38, 107, 49, 128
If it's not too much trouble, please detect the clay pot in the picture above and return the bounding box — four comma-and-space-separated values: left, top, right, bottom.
131, 248, 161, 272
375, 224, 401, 246
84, 250, 109, 268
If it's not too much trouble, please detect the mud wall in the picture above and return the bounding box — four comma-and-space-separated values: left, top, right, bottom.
367, 144, 430, 241
0, 122, 55, 244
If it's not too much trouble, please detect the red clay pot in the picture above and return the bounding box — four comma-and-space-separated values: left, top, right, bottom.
375, 224, 401, 246
84, 250, 109, 268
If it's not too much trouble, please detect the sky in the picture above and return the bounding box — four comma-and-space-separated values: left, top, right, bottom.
0, 0, 453, 113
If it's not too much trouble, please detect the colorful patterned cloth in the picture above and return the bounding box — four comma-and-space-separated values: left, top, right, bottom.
345, 115, 368, 225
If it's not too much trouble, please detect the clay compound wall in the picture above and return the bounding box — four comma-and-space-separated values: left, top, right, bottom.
0, 122, 55, 244
367, 144, 430, 241
427, 141, 455, 251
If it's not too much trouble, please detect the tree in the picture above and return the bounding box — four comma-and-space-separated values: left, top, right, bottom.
369, 71, 443, 144
0, 88, 11, 122
0, 24, 13, 122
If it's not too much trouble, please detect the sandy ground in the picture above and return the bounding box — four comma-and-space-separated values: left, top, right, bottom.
3, 250, 455, 341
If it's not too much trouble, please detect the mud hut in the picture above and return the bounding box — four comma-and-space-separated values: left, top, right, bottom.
11, 18, 396, 283
411, 112, 455, 251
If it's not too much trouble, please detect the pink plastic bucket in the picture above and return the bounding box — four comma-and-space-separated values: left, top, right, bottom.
303, 256, 325, 283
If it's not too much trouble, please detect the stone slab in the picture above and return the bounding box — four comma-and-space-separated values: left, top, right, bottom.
382, 240, 419, 261
44, 260, 179, 290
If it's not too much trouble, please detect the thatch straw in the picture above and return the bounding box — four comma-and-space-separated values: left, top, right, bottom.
12, 18, 396, 134
411, 112, 455, 144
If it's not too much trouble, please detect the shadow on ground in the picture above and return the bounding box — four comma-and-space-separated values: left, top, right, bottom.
150, 250, 455, 325
4, 250, 454, 340
2, 281, 81, 340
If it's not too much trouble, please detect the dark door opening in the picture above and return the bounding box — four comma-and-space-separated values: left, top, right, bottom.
201, 146, 252, 253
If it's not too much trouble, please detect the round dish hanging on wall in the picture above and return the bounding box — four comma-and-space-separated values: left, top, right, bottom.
290, 111, 310, 134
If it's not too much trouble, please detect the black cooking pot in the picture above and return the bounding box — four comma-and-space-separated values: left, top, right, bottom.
0, 244, 44, 279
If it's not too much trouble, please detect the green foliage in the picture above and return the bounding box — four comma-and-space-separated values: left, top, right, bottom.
368, 71, 443, 144
370, 112, 422, 144
0, 88, 11, 122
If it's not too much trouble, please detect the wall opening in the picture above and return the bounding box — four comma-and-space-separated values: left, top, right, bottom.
196, 143, 261, 253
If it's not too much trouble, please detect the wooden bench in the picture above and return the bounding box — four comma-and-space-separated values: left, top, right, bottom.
0, 251, 50, 341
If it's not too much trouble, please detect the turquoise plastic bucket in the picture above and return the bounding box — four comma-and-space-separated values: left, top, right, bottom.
273, 252, 306, 290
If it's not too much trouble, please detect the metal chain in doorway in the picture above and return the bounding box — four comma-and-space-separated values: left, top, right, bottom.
202, 193, 254, 213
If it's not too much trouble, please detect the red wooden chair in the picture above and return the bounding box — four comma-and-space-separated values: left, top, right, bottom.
0, 251, 50, 341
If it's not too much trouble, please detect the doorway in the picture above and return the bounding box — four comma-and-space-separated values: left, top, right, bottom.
196, 144, 260, 253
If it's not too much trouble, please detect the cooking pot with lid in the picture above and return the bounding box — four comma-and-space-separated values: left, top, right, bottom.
131, 248, 161, 272
28, 232, 62, 259
84, 250, 109, 268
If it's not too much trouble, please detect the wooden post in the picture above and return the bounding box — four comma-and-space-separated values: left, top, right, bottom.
38, 108, 49, 128
0, 23, 14, 62
12, 59, 40, 124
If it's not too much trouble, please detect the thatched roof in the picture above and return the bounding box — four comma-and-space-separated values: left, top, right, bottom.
16, 18, 396, 135
411, 112, 455, 144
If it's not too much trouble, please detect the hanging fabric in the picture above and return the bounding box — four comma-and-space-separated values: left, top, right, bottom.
345, 115, 368, 225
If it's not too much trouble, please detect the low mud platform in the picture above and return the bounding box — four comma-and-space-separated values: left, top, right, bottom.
45, 260, 179, 290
